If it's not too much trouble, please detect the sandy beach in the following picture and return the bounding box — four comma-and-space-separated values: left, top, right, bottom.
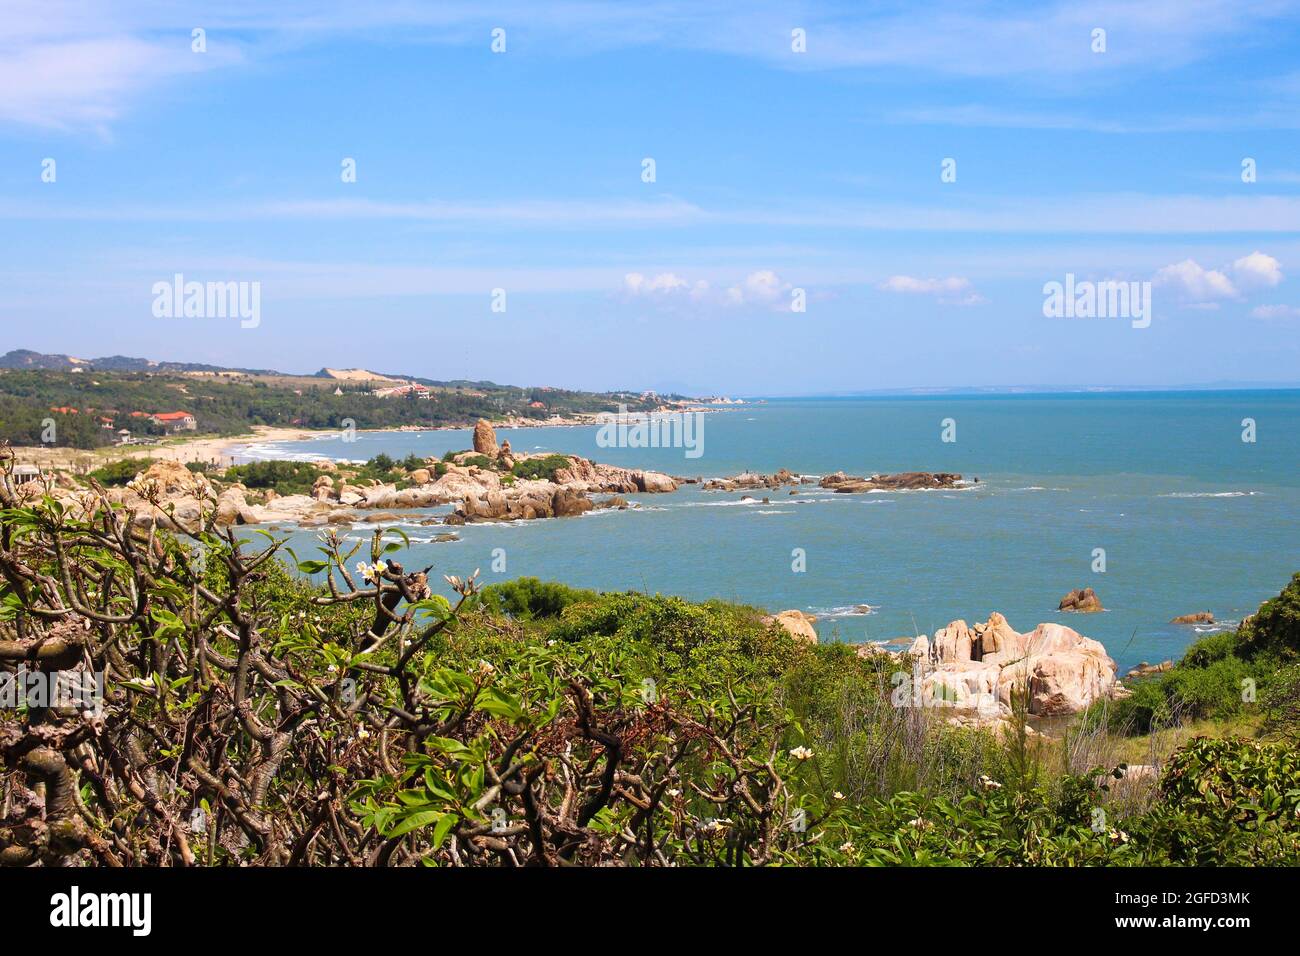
9, 425, 321, 472
9, 403, 732, 473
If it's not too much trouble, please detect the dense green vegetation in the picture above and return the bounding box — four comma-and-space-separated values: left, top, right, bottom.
1099, 573, 1300, 733
0, 368, 660, 448
2, 482, 1296, 866
88, 457, 159, 486
510, 454, 574, 481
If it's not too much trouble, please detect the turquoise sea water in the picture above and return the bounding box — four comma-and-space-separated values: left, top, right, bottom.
238, 391, 1300, 672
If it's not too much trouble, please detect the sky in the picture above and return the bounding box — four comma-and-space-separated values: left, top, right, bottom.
2, 0, 1300, 396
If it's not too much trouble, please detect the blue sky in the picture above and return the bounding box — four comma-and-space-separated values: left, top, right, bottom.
2, 1, 1300, 395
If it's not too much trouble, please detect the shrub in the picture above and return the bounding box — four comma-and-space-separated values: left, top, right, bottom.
480, 577, 598, 619
510, 454, 572, 482
223, 459, 324, 495
1235, 572, 1300, 661
88, 458, 152, 486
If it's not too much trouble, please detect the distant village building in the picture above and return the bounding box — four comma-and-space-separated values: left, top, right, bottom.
149, 411, 197, 431
12, 464, 42, 487
372, 383, 431, 399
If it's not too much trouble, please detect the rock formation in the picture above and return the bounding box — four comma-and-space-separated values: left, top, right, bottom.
903, 613, 1117, 721
1058, 587, 1104, 613
703, 469, 800, 492
763, 610, 818, 644
1170, 611, 1214, 624
820, 471, 963, 492
473, 419, 499, 457
1125, 660, 1174, 679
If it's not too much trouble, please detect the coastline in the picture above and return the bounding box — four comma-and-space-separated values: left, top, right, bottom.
9, 403, 728, 469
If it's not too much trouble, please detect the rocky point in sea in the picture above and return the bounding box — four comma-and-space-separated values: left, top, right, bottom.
10, 419, 680, 533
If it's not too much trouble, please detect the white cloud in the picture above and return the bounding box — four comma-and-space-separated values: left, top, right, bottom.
1154, 259, 1238, 302
622, 272, 710, 302
1153, 251, 1285, 304
724, 270, 790, 306
0, 5, 239, 132
623, 269, 793, 310
878, 275, 984, 305
1231, 251, 1284, 290
1250, 304, 1300, 319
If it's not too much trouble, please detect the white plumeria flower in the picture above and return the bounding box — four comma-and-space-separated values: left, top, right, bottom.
833, 791, 845, 800
477, 660, 495, 675
356, 727, 370, 740
789, 746, 814, 761
839, 841, 854, 853
978, 775, 1002, 790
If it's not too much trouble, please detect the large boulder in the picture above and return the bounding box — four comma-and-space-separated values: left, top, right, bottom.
998, 650, 1117, 717
932, 620, 975, 662
972, 611, 1026, 663
430, 465, 502, 500
473, 419, 499, 457
392, 487, 441, 507
634, 470, 678, 493
1170, 611, 1214, 624
553, 487, 594, 517
921, 660, 1003, 713
214, 488, 249, 526
129, 459, 211, 499
765, 610, 818, 644
312, 474, 335, 501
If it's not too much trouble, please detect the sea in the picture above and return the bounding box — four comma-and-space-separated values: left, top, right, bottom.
233, 391, 1300, 672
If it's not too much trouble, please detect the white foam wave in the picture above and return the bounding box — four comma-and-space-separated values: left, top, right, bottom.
1161, 491, 1257, 499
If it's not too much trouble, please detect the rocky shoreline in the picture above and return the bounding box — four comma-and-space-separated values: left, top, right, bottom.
13, 419, 983, 535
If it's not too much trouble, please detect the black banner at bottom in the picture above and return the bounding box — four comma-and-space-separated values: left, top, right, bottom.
6, 866, 1280, 943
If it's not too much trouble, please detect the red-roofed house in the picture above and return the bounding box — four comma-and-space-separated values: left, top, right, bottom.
149, 411, 197, 431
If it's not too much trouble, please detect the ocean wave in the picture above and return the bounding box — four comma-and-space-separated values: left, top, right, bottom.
1160, 491, 1258, 499
674, 498, 771, 508
237, 442, 358, 463
753, 510, 793, 515
811, 603, 879, 618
